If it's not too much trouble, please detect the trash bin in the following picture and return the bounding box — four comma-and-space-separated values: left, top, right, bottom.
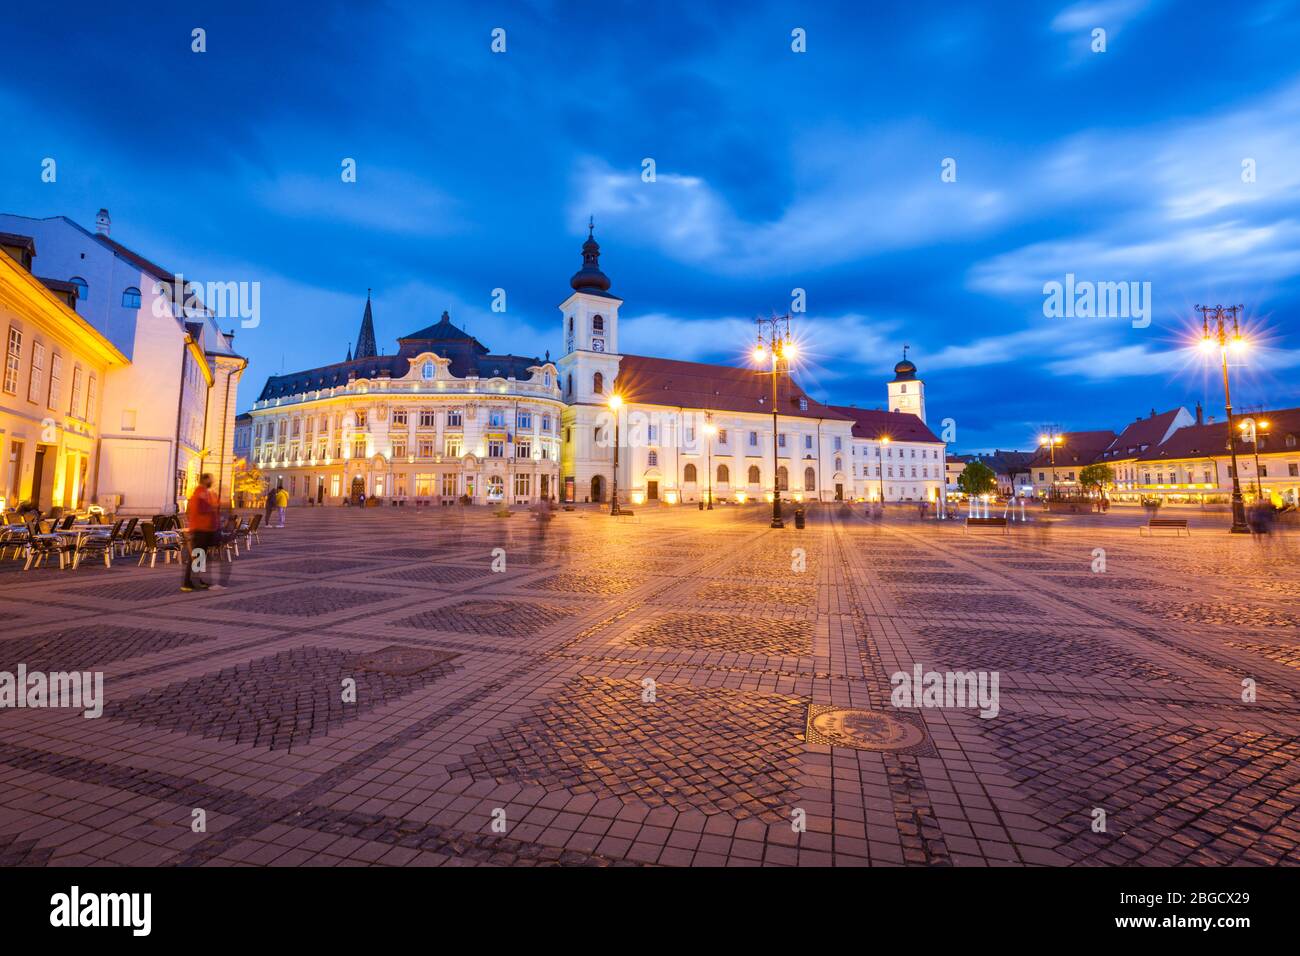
698, 500, 704, 510
794, 507, 805, 529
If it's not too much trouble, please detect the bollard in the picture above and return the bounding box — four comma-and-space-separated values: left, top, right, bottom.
698, 500, 704, 511
794, 507, 806, 529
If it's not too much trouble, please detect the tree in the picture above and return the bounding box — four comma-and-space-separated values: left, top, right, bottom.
232, 459, 267, 505
1078, 463, 1114, 495
957, 461, 997, 496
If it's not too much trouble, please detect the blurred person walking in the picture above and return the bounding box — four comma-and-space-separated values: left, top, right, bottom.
274, 485, 289, 528
182, 473, 218, 592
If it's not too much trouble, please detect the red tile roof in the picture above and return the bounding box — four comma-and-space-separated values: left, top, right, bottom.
1137, 407, 1300, 461
1027, 430, 1117, 468
1098, 408, 1187, 460
94, 234, 175, 282
827, 405, 942, 443
613, 354, 853, 422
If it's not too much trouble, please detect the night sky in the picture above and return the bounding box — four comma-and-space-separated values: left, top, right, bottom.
3, 0, 1298, 449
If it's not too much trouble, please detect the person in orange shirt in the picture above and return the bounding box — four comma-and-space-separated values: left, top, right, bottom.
182, 473, 218, 592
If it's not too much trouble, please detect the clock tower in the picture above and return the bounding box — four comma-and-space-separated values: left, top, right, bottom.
558, 220, 625, 501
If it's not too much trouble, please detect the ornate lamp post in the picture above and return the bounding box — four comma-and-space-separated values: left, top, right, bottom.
608, 393, 623, 516
1197, 305, 1250, 533
752, 316, 797, 529
703, 418, 716, 510
1239, 417, 1270, 501
878, 436, 890, 503
1038, 429, 1064, 498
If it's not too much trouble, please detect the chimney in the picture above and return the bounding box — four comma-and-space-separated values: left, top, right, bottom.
95, 208, 111, 236
1195, 402, 1203, 426
1150, 408, 1156, 418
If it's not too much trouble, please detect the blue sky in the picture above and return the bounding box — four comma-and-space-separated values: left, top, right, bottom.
3, 0, 1299, 450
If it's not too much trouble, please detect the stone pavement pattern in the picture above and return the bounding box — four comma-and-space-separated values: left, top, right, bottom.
0, 504, 1297, 867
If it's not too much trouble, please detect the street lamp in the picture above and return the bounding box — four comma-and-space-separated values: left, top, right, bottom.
703, 418, 717, 510
1039, 429, 1065, 498
752, 315, 797, 529
878, 435, 890, 503
608, 393, 623, 516
1239, 418, 1270, 501
1197, 304, 1250, 533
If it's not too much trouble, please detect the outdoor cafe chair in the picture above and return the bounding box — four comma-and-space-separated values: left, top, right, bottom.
137, 522, 182, 567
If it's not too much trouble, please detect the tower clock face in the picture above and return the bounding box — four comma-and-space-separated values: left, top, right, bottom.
592, 338, 605, 352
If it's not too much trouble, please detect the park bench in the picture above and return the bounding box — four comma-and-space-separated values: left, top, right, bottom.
964, 516, 1009, 534
1139, 517, 1189, 536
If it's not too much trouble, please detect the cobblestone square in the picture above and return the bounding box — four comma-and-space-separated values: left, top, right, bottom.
1, 505, 1297, 867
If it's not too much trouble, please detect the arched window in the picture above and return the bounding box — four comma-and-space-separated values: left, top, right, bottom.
717, 464, 729, 484
593, 371, 603, 394
1287, 433, 1297, 448
804, 467, 816, 491
121, 287, 142, 308
422, 360, 435, 379
69, 277, 88, 302
834, 457, 843, 472
684, 463, 698, 483
648, 450, 658, 467
566, 374, 573, 397
592, 314, 604, 332
777, 466, 789, 491
748, 465, 761, 484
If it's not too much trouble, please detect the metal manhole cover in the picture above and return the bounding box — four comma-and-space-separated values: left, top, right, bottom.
805, 705, 927, 751
355, 645, 458, 676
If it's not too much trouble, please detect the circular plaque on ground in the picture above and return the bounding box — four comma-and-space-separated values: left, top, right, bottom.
355, 645, 458, 676
805, 705, 927, 751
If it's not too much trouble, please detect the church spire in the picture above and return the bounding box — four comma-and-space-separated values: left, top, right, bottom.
354, 289, 378, 359
569, 218, 611, 293
345, 342, 352, 362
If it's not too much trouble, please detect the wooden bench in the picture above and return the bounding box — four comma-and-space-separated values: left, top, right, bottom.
1140, 517, 1189, 536
964, 516, 1009, 534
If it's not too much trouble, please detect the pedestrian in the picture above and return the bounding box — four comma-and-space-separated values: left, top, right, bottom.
182, 473, 218, 592
275, 485, 289, 528
358, 492, 367, 510
264, 488, 276, 526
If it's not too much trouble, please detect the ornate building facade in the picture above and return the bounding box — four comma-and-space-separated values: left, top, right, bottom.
247, 301, 562, 505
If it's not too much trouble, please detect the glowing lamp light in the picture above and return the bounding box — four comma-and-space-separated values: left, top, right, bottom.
608, 393, 623, 410
735, 492, 747, 504
1229, 336, 1247, 354
752, 346, 768, 363
780, 343, 797, 361
630, 492, 645, 505
664, 491, 678, 505
765, 492, 775, 503
1199, 336, 1217, 353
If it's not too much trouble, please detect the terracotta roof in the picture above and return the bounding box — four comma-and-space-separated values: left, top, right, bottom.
38, 276, 78, 295
827, 405, 942, 442
1138, 407, 1300, 461
1027, 430, 1117, 468
612, 354, 852, 422
1098, 408, 1187, 460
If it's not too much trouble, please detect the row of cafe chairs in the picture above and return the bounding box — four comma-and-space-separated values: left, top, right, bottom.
0, 510, 263, 571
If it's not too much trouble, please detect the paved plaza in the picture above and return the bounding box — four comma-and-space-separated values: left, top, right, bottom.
1, 504, 1298, 867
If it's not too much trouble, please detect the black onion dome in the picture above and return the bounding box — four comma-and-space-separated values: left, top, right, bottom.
570, 221, 611, 293
892, 358, 918, 381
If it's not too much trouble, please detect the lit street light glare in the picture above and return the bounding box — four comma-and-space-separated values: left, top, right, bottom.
608, 393, 623, 410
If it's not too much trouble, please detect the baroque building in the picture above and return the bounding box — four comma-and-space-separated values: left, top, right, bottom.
248, 299, 562, 504
558, 227, 946, 505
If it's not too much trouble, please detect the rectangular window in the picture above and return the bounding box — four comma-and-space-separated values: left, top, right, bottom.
392, 409, 407, 425
517, 439, 532, 458
27, 341, 44, 403
352, 438, 366, 458
487, 439, 505, 458
1289, 463, 1298, 478
541, 414, 551, 432
86, 374, 97, 423
122, 409, 137, 432
834, 436, 842, 451
489, 410, 505, 428
778, 433, 786, 449
513, 473, 532, 497
446, 409, 463, 427
442, 473, 457, 497
331, 475, 341, 497
717, 428, 727, 445
749, 431, 758, 447
69, 366, 83, 417
419, 409, 436, 427
392, 440, 407, 458
354, 410, 367, 428
517, 411, 532, 430
4, 327, 21, 394
647, 424, 659, 443
804, 434, 813, 450
418, 439, 435, 458
444, 435, 462, 457
414, 474, 435, 497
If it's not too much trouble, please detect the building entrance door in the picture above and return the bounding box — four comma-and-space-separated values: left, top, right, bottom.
647, 480, 659, 500
835, 483, 843, 501
590, 475, 604, 503
31, 445, 47, 509
349, 476, 365, 503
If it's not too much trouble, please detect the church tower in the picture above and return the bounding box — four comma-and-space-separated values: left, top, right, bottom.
558, 220, 622, 403
887, 346, 926, 423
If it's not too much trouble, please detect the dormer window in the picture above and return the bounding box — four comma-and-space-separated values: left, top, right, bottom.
422, 360, 434, 379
